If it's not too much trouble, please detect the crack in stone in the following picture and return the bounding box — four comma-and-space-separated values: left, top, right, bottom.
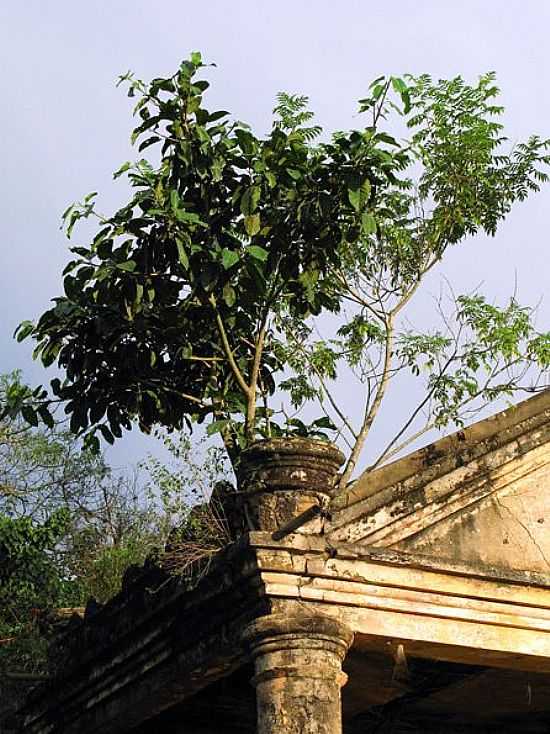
494, 495, 550, 569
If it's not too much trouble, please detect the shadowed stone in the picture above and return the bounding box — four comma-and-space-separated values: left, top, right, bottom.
243, 614, 353, 734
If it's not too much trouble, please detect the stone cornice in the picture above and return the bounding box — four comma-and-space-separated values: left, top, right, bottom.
16, 530, 550, 733
328, 391, 550, 545
17, 537, 266, 734
250, 533, 550, 674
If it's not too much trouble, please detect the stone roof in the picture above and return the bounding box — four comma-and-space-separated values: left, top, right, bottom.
328, 391, 550, 574
8, 392, 550, 733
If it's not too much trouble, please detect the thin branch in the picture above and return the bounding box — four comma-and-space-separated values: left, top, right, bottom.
284, 328, 358, 443
311, 372, 357, 443
362, 348, 459, 478
375, 420, 436, 467
339, 314, 395, 489
246, 321, 267, 438
209, 296, 251, 398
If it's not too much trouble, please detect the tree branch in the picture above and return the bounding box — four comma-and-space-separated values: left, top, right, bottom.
246, 321, 267, 440
209, 296, 251, 399
338, 314, 395, 489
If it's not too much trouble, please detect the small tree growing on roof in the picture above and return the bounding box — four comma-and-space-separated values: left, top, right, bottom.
7, 54, 550, 492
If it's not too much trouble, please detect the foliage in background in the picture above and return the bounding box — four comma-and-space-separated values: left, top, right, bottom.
0, 372, 155, 605
0, 371, 232, 675
141, 432, 230, 523
1, 372, 107, 522
140, 432, 233, 576
0, 510, 74, 676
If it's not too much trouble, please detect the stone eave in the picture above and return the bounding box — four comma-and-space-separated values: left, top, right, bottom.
16, 537, 267, 734
250, 532, 550, 673
327, 390, 550, 545
14, 531, 550, 733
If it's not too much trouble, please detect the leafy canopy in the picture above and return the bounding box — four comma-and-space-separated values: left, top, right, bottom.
9, 58, 550, 487
12, 52, 410, 454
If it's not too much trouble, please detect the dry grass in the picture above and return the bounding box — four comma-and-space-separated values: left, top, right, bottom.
160, 484, 236, 580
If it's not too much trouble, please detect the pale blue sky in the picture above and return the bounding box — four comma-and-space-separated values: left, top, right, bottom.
1, 1, 549, 469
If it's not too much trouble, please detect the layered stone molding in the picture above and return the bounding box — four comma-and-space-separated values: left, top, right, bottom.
14, 530, 550, 733
252, 532, 550, 673
328, 390, 550, 573
243, 614, 353, 734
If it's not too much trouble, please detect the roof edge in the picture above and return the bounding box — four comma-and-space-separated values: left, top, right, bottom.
333, 390, 550, 512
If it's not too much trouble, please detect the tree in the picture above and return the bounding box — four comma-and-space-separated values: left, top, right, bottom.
8, 52, 407, 459
1, 372, 108, 521
277, 75, 550, 487
0, 372, 158, 675
8, 57, 550, 490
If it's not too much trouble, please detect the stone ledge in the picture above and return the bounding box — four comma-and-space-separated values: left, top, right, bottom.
250, 534, 550, 674
328, 393, 550, 547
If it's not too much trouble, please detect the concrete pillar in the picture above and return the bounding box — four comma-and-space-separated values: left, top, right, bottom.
243, 614, 353, 734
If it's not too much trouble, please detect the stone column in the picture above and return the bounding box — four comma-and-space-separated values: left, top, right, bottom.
242, 614, 353, 734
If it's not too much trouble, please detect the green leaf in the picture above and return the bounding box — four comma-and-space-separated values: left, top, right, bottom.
223, 283, 236, 307
348, 188, 361, 212
244, 213, 261, 237
369, 75, 386, 89
38, 405, 55, 429
176, 238, 190, 269
265, 171, 276, 188
190, 51, 202, 66
138, 136, 160, 152
391, 77, 407, 94
170, 189, 181, 211
61, 203, 74, 222
207, 418, 231, 436
173, 209, 207, 227
372, 83, 385, 100
240, 186, 261, 216
113, 161, 132, 180
248, 245, 268, 262
84, 433, 101, 454
15, 320, 34, 342
222, 248, 239, 270
98, 424, 115, 445
235, 128, 256, 156
311, 416, 337, 430
361, 212, 377, 234
209, 110, 230, 123
116, 260, 137, 272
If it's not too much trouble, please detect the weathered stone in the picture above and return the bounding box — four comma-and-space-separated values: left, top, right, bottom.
242, 614, 353, 734
237, 438, 345, 534
11, 394, 550, 733
328, 390, 550, 574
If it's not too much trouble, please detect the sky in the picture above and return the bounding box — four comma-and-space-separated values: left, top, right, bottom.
0, 1, 549, 472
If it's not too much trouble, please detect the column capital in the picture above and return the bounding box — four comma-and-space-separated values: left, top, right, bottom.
243, 613, 353, 659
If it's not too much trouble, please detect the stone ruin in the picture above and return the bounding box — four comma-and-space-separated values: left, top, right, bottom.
5, 390, 550, 733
